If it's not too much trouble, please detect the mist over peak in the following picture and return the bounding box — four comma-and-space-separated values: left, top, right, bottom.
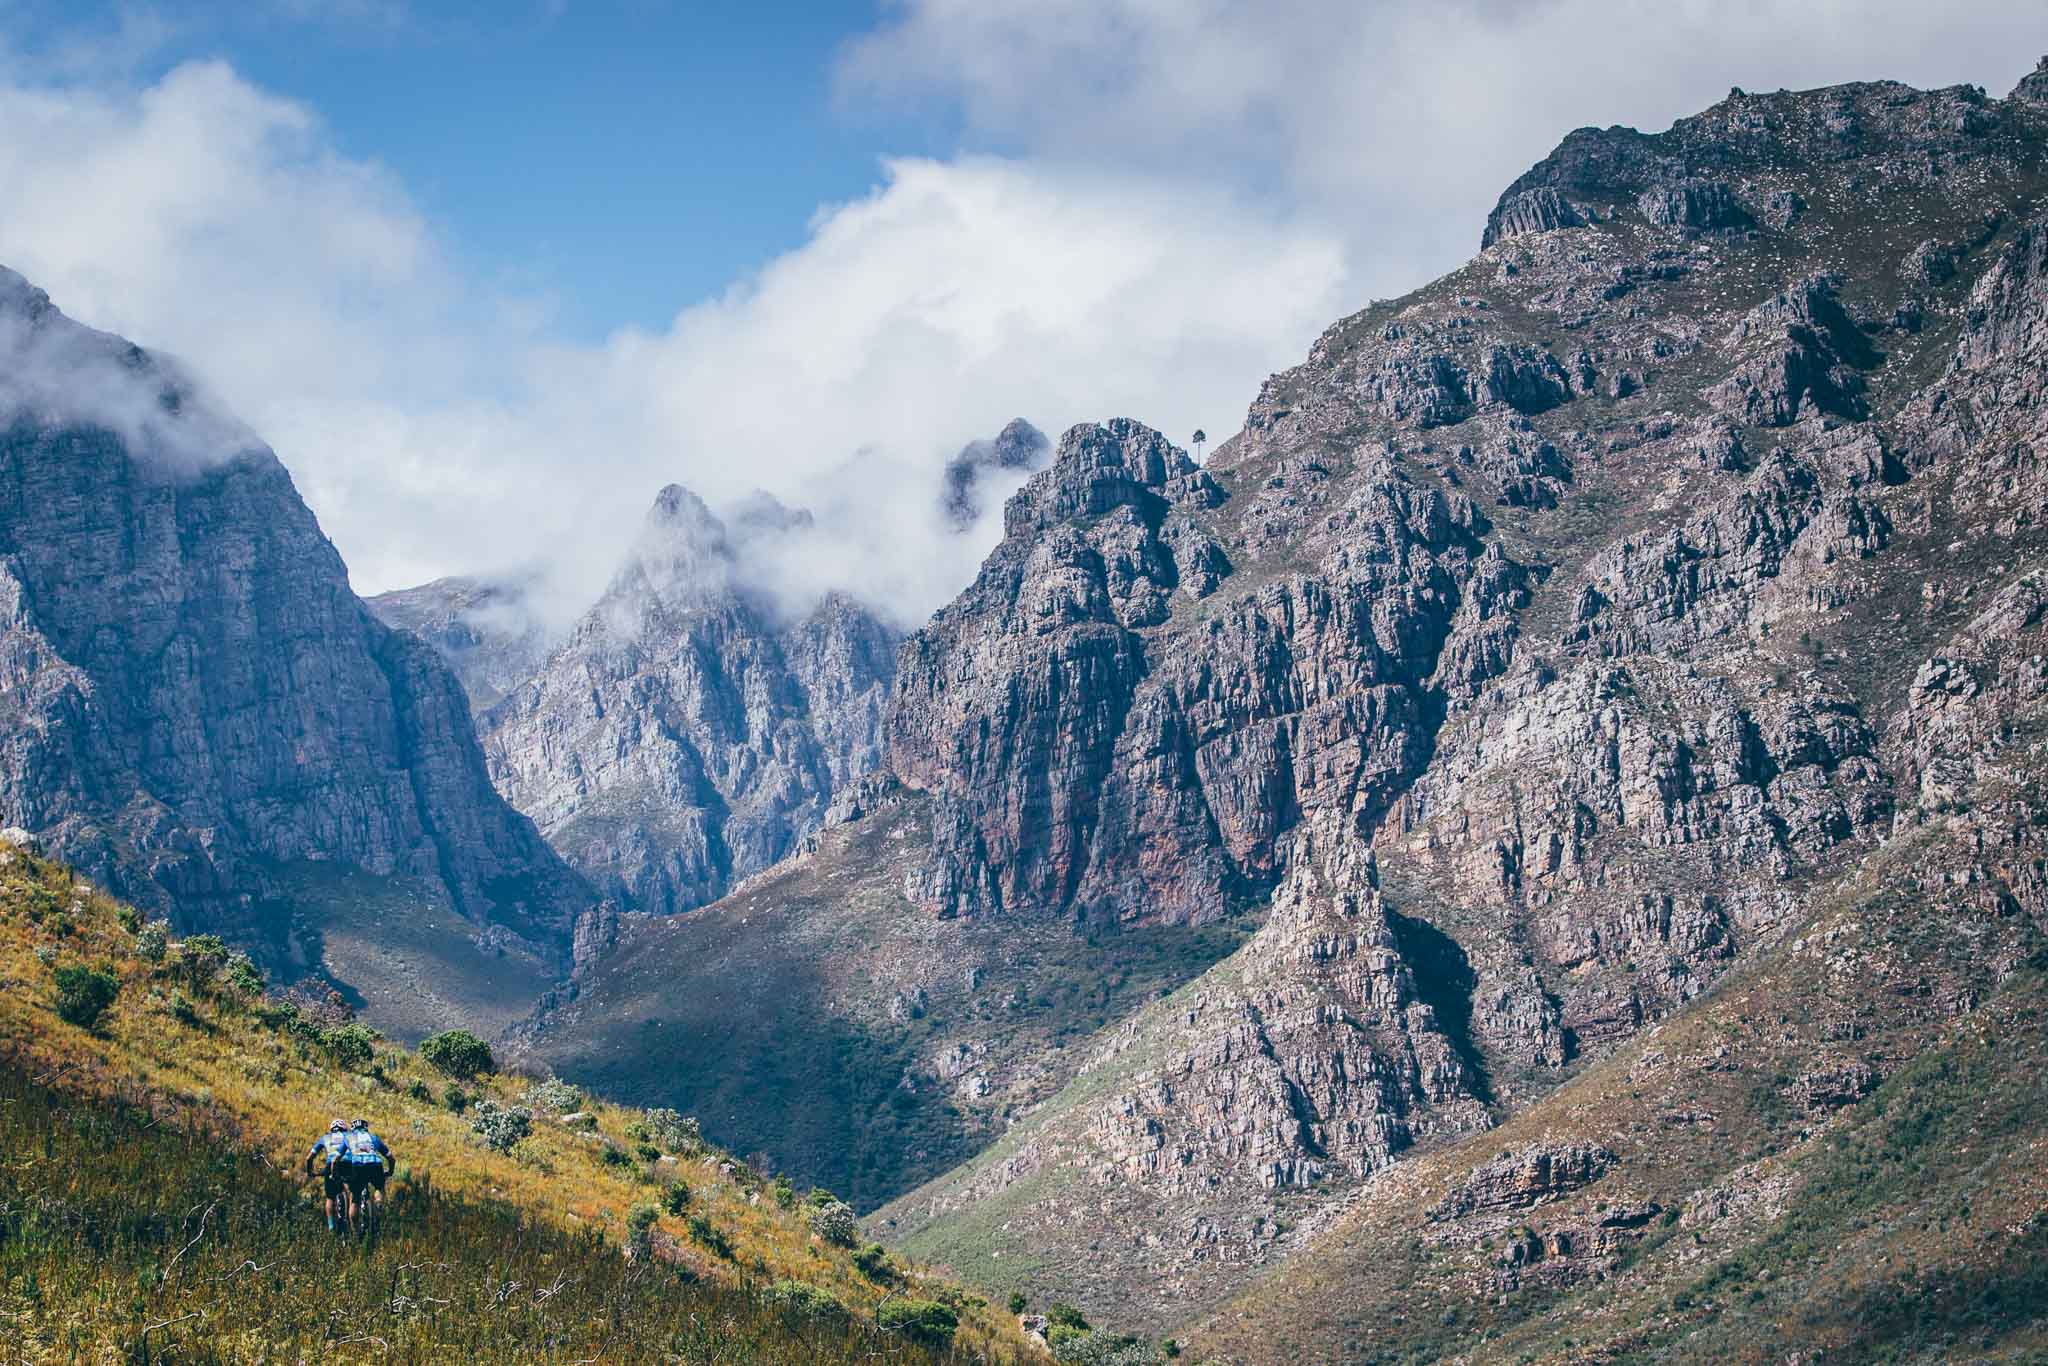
0, 265, 259, 476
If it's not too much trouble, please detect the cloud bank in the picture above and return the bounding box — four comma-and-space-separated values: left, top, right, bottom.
0, 4, 2039, 628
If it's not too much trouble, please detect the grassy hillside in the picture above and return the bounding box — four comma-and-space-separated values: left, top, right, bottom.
0, 845, 1036, 1363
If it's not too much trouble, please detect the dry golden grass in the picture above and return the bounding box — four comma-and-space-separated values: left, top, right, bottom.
0, 848, 1039, 1363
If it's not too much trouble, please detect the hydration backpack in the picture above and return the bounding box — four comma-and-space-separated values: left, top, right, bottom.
345, 1130, 382, 1164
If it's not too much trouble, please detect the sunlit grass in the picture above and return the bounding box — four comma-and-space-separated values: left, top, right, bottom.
0, 850, 1030, 1362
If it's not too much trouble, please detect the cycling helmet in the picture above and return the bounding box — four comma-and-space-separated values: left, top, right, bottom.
329, 1120, 349, 1133
351, 1118, 369, 1130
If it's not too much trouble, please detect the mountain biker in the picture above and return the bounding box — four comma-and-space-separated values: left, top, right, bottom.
338, 1117, 395, 1230
303, 1120, 352, 1232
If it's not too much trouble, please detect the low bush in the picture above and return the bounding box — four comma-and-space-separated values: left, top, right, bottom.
764, 1279, 848, 1323
521, 1078, 579, 1114
876, 1299, 958, 1350
52, 964, 119, 1029
687, 1213, 733, 1259
645, 1107, 701, 1151
133, 920, 169, 964
468, 1100, 533, 1153
419, 1029, 495, 1080
807, 1199, 859, 1248
322, 1023, 377, 1068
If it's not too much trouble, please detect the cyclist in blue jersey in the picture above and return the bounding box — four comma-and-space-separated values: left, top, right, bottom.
337, 1118, 395, 1232
303, 1120, 352, 1232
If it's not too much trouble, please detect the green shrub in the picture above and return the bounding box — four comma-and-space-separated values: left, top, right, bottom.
322, 1023, 377, 1068
852, 1243, 892, 1281
634, 1142, 661, 1162
876, 1299, 957, 1349
223, 953, 264, 998
419, 1029, 495, 1080
1048, 1324, 1090, 1353
1008, 1291, 1029, 1315
600, 1146, 631, 1169
175, 934, 230, 988
52, 965, 120, 1029
645, 1108, 700, 1151
686, 1213, 732, 1259
1049, 1303, 1092, 1332
625, 1201, 659, 1258
663, 1180, 691, 1216
133, 920, 169, 964
522, 1078, 580, 1114
763, 1279, 847, 1323
406, 1078, 433, 1103
443, 1084, 471, 1113
115, 903, 140, 934
469, 1101, 533, 1153
806, 1199, 858, 1247
771, 1176, 797, 1209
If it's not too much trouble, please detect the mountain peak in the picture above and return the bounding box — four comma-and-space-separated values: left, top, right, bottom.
940, 417, 1050, 530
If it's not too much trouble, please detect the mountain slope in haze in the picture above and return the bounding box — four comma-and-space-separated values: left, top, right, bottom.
366, 571, 556, 712
0, 844, 1026, 1362
0, 268, 595, 1038
476, 486, 899, 916
831, 66, 2048, 1341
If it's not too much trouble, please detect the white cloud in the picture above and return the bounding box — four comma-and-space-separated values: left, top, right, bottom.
0, 60, 1342, 626
0, 4, 2040, 631
845, 0, 2048, 300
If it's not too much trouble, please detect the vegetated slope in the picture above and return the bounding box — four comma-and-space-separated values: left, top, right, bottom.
0, 266, 596, 1039
478, 485, 899, 917
0, 844, 1031, 1362
518, 777, 1258, 1210
872, 66, 2048, 1342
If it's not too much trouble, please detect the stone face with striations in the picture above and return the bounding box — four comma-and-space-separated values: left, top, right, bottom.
366, 573, 555, 712
0, 267, 592, 955
939, 417, 1051, 530
478, 486, 898, 915
873, 70, 2048, 1334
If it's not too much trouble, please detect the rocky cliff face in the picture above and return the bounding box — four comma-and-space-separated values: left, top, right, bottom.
870, 67, 2048, 1335
366, 574, 555, 712
0, 267, 593, 981
939, 418, 1050, 530
478, 486, 898, 915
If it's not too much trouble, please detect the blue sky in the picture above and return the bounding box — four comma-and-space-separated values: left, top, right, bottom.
0, 0, 2037, 616
5, 1, 961, 338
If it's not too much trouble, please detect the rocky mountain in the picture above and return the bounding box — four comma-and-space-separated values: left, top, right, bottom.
476, 485, 899, 915
0, 267, 595, 1036
519, 63, 2048, 1359
365, 572, 555, 712
939, 417, 1051, 530
868, 66, 2048, 1342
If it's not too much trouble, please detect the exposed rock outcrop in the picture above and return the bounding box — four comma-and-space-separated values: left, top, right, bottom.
940, 418, 1051, 530
0, 267, 593, 960
367, 572, 555, 711
480, 486, 898, 915
870, 68, 2048, 1336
